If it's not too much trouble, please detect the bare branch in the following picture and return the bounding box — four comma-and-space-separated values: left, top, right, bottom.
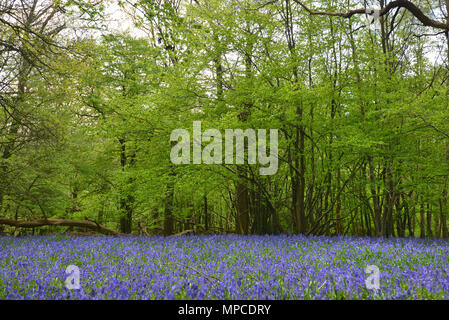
293, 0, 449, 31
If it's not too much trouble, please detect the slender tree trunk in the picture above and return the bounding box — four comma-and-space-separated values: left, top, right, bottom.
336, 167, 342, 235
426, 203, 433, 238
442, 26, 449, 238
235, 174, 249, 234
234, 22, 253, 235
296, 108, 307, 234
410, 193, 416, 237
287, 142, 298, 232
118, 138, 133, 234
420, 202, 426, 238
163, 178, 175, 236
440, 195, 448, 238
369, 159, 382, 236
204, 194, 208, 232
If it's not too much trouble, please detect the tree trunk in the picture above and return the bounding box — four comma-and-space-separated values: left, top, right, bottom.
163, 164, 175, 236
118, 138, 133, 234
426, 203, 433, 238
0, 218, 125, 236
204, 194, 208, 232
235, 172, 249, 234
420, 202, 426, 238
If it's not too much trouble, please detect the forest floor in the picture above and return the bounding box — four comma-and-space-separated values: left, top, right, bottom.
0, 234, 448, 299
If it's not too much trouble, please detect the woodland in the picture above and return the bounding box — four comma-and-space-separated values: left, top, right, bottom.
1, 0, 449, 238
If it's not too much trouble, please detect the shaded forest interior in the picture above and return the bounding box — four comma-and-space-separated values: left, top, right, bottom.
1, 0, 449, 238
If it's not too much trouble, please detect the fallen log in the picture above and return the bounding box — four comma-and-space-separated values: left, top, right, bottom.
0, 217, 127, 236
170, 229, 194, 237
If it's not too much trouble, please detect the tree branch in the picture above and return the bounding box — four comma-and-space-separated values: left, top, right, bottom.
293, 0, 449, 30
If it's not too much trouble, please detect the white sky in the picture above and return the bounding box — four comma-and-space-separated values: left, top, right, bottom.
104, 1, 147, 38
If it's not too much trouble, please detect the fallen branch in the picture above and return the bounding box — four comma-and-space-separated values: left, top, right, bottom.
0, 217, 127, 236
170, 229, 194, 237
